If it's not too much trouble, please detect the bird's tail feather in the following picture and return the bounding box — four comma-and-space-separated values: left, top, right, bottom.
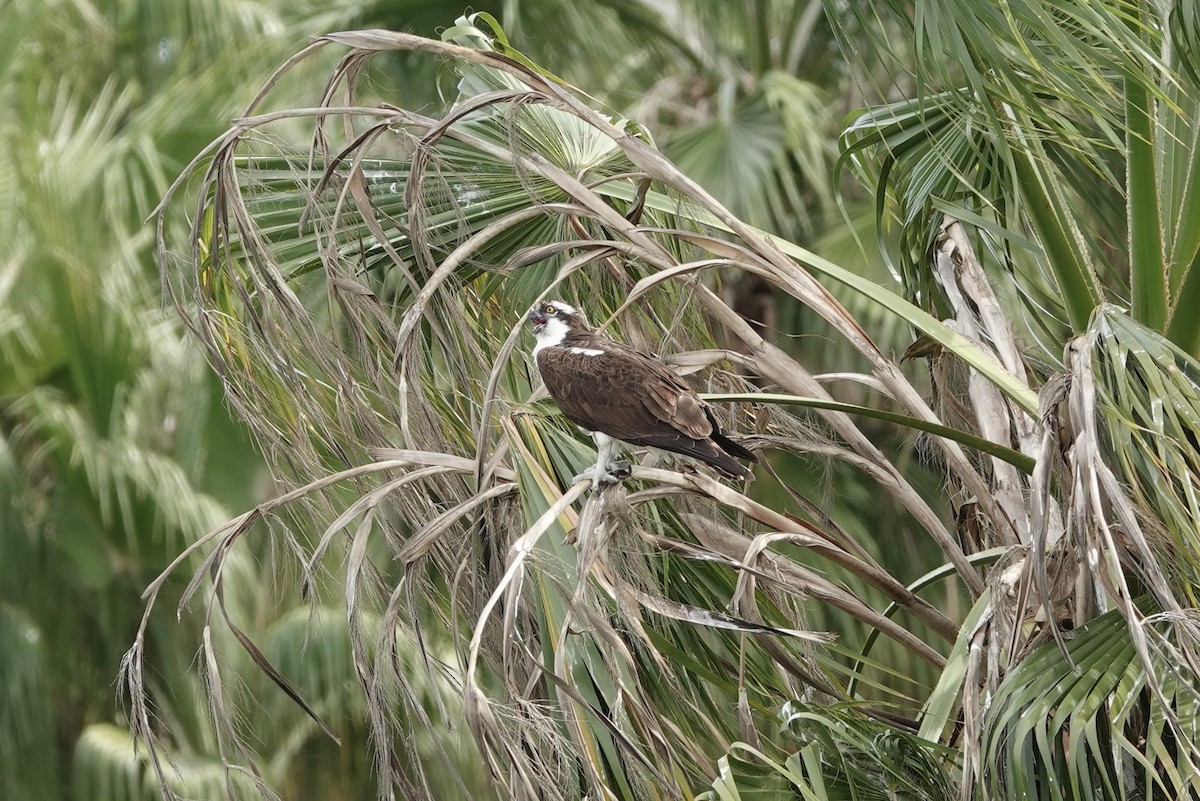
701, 435, 754, 480
711, 431, 756, 463
701, 452, 752, 479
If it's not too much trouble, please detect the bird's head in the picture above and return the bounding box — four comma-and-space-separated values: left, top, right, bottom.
527, 300, 587, 345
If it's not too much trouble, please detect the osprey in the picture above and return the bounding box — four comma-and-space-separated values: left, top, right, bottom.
527, 300, 756, 484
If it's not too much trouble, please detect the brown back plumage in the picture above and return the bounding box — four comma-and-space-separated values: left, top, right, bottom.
532, 306, 755, 479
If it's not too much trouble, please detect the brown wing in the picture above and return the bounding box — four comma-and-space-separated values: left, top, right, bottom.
536, 340, 713, 445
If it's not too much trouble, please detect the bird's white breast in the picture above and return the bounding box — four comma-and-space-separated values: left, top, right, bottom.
532, 317, 570, 357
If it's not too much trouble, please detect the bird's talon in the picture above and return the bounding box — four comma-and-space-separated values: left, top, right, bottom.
572, 464, 627, 487
608, 460, 631, 479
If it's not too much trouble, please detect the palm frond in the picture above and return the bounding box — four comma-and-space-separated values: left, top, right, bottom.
698, 705, 956, 801
1091, 308, 1200, 603
73, 724, 264, 801
981, 605, 1200, 800
832, 0, 1200, 345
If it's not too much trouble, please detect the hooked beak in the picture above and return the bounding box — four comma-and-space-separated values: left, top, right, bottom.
527, 307, 546, 334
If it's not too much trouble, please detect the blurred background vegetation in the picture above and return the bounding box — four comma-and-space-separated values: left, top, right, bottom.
5, 0, 1200, 799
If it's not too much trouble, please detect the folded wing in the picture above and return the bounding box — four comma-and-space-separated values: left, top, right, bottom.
536, 342, 754, 478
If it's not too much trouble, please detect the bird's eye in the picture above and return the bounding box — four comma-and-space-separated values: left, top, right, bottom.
544, 304, 557, 316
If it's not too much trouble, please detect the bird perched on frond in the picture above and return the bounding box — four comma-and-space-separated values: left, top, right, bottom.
526, 299, 756, 485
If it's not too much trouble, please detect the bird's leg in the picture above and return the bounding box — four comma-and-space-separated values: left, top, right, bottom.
594, 433, 626, 483
572, 432, 627, 485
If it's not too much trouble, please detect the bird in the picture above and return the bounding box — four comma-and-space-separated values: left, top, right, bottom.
526, 299, 756, 485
